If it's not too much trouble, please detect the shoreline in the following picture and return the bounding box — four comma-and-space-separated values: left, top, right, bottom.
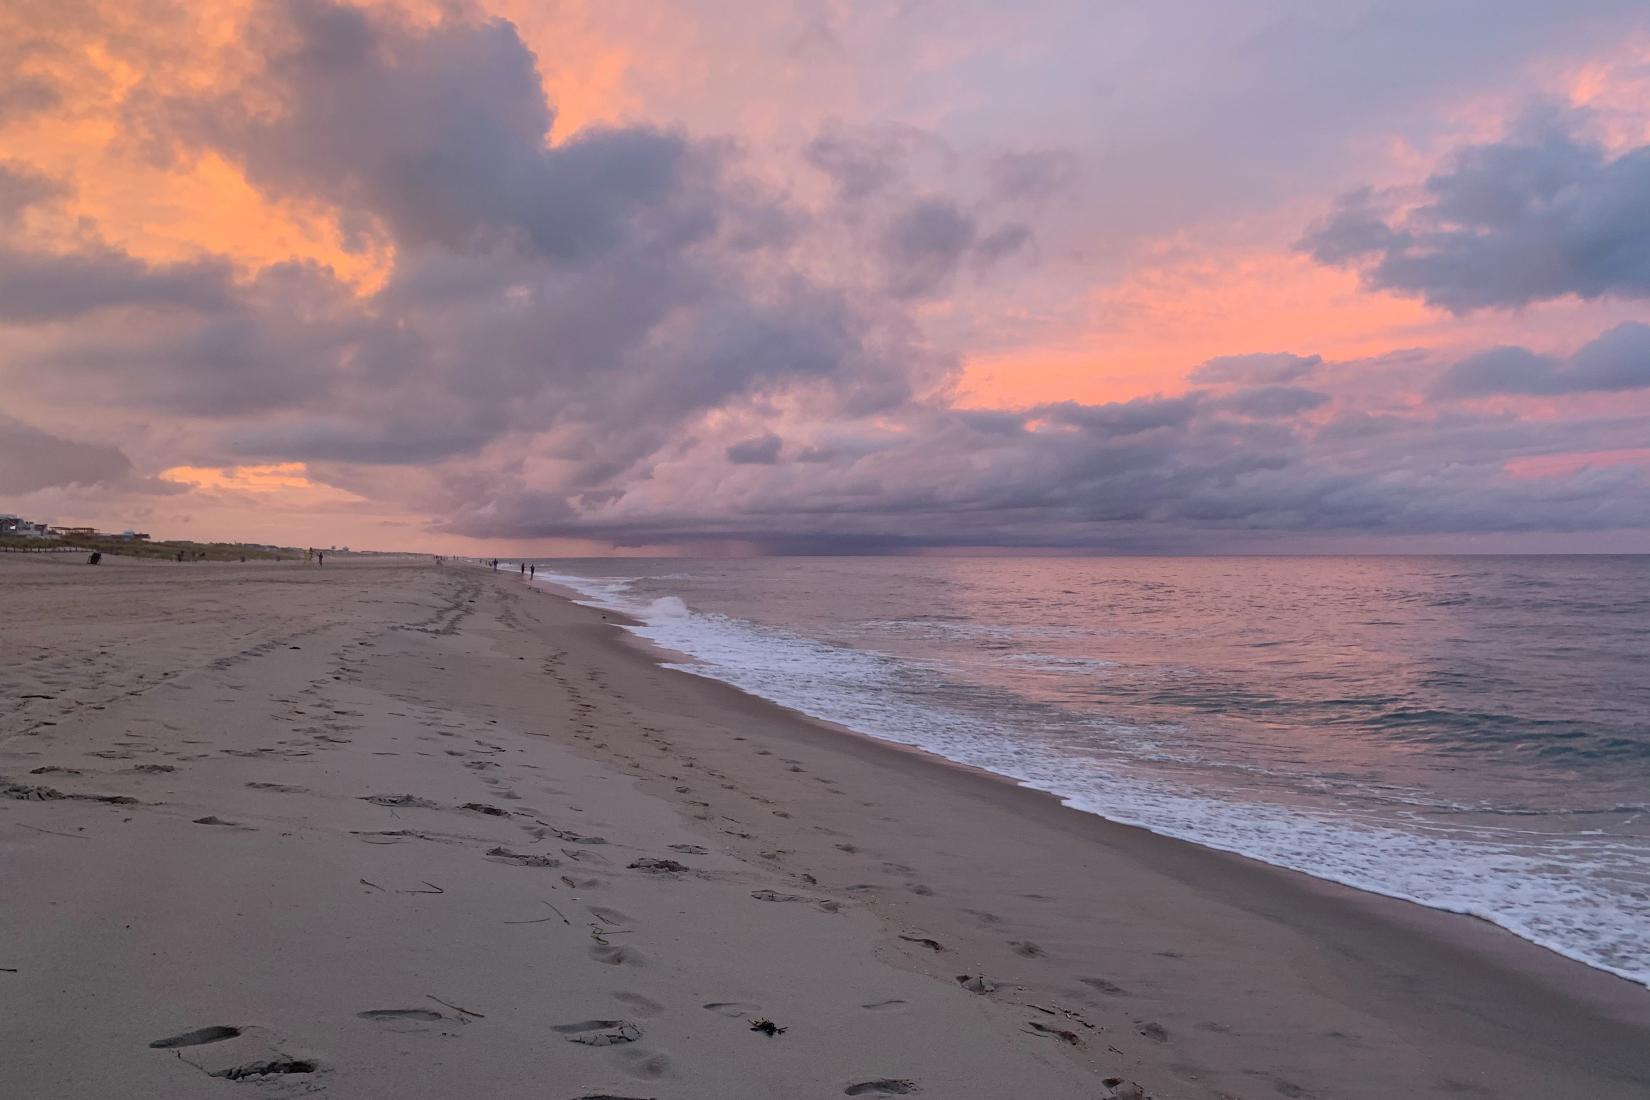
5, 555, 1648, 1098
530, 568, 1650, 1006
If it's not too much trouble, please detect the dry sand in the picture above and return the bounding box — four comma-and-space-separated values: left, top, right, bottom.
2, 554, 1647, 1099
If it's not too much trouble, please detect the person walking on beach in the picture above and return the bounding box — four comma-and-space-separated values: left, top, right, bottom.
317, 550, 324, 566
529, 564, 535, 579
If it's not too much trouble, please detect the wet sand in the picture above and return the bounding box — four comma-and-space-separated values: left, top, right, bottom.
3, 554, 1647, 1098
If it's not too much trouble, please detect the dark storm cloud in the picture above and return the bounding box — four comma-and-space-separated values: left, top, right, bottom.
985, 149, 1080, 204
0, 162, 66, 224
37, 0, 914, 463
437, 378, 1650, 551
0, 413, 132, 493
881, 198, 976, 299
18, 260, 362, 416
1219, 385, 1331, 419
0, 73, 60, 126
1435, 323, 1650, 397
150, 0, 738, 263
804, 123, 910, 201
1301, 115, 1650, 312
725, 433, 783, 465
0, 245, 233, 323
1190, 352, 1322, 386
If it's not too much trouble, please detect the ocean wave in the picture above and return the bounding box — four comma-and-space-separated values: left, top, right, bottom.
526, 565, 1650, 988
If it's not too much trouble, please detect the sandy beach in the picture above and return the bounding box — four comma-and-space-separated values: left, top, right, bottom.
3, 554, 1648, 1100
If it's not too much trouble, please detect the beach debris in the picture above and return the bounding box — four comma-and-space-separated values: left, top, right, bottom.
485, 846, 562, 868
360, 793, 436, 808
28, 766, 80, 776
213, 1058, 317, 1080
751, 889, 807, 903
19, 823, 87, 840
351, 828, 430, 844
845, 1081, 922, 1096
533, 823, 607, 844
628, 857, 688, 873
897, 933, 945, 952
358, 878, 385, 892
1104, 1081, 1148, 1100
1029, 1003, 1095, 1030
1024, 1020, 1081, 1045
150, 1026, 242, 1049
748, 1018, 787, 1037
955, 974, 995, 995
397, 881, 445, 895
1, 778, 134, 805
555, 1019, 641, 1046
460, 801, 510, 816
427, 994, 484, 1018
504, 900, 570, 925
667, 843, 708, 854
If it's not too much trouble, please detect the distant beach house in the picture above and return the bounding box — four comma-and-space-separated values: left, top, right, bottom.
50, 526, 99, 541
0, 514, 51, 538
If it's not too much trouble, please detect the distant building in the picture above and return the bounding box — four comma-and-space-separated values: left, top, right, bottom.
51, 526, 99, 541
117, 529, 151, 541
0, 514, 51, 538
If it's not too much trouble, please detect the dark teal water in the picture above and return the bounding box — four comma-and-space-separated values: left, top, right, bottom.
527, 556, 1650, 985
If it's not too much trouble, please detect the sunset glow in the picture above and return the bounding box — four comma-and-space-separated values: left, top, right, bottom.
3, 1, 1649, 552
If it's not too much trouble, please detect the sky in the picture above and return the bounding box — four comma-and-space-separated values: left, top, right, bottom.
2, 0, 1649, 555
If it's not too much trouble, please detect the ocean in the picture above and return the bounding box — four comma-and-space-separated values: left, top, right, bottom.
522, 555, 1650, 987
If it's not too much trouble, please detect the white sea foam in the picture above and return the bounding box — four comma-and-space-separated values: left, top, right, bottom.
527, 567, 1650, 987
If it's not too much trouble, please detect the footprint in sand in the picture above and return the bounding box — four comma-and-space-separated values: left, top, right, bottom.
150, 1026, 242, 1049
553, 1019, 642, 1046
193, 816, 253, 830
1009, 940, 1046, 958
614, 1048, 671, 1079
590, 944, 644, 967
702, 1002, 759, 1018
357, 1009, 445, 1025
148, 1023, 318, 1081
612, 992, 664, 1017
845, 1080, 922, 1095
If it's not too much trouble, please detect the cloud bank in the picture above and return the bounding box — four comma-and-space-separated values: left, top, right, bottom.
2, 0, 1647, 552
